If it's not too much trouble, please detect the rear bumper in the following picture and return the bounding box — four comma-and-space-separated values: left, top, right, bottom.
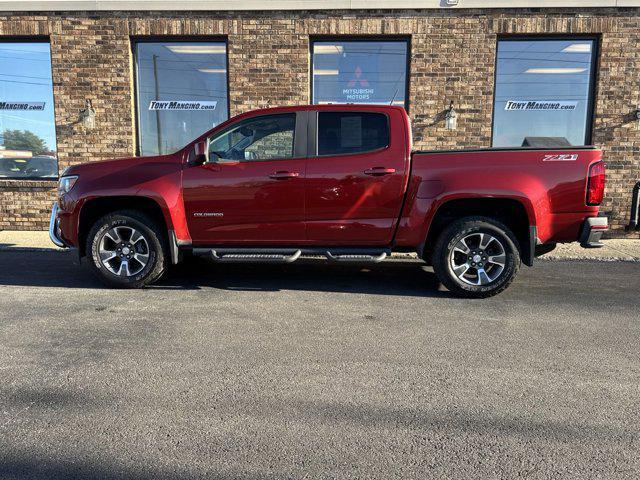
49, 202, 68, 248
579, 216, 608, 248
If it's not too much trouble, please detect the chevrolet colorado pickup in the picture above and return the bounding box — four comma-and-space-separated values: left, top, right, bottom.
50, 105, 607, 297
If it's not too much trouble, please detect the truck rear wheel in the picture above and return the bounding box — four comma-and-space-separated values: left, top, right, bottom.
432, 216, 521, 298
86, 210, 167, 288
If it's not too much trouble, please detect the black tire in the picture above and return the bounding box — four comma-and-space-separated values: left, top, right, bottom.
432, 216, 521, 298
86, 210, 168, 288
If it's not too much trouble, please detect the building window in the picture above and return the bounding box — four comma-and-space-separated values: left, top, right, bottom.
312, 39, 408, 108
0, 41, 58, 179
317, 112, 389, 156
492, 38, 597, 147
134, 40, 229, 156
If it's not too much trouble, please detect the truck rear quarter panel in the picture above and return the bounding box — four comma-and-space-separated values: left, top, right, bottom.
395, 148, 602, 248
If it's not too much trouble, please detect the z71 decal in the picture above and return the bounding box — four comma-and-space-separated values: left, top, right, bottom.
542, 154, 579, 162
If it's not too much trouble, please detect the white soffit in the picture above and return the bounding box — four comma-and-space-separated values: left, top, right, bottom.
0, 0, 637, 11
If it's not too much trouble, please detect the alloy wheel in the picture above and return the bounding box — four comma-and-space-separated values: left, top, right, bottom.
98, 226, 150, 277
449, 232, 506, 286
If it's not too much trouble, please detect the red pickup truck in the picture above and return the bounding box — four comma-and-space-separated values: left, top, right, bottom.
50, 105, 607, 297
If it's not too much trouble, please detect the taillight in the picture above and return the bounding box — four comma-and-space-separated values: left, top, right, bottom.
587, 161, 606, 206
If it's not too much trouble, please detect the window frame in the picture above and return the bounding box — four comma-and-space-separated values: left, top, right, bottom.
309, 35, 412, 112
309, 110, 391, 158
490, 34, 600, 148
205, 112, 299, 163
0, 36, 59, 180
131, 36, 231, 157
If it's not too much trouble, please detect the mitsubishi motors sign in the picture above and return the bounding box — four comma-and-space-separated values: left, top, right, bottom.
312, 40, 408, 107
505, 100, 578, 111
342, 66, 374, 102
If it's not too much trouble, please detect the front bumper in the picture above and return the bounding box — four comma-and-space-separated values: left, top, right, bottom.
49, 202, 67, 248
579, 216, 608, 248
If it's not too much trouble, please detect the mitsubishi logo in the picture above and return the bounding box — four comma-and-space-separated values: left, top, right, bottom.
347, 66, 370, 88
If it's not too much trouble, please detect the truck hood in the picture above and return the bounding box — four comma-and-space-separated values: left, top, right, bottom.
62, 153, 179, 177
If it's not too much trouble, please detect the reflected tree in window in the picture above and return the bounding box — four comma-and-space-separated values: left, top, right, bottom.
0, 42, 58, 179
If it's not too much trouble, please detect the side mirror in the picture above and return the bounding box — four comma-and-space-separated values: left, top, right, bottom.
192, 140, 208, 165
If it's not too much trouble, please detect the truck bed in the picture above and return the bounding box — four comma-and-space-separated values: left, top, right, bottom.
394, 146, 602, 247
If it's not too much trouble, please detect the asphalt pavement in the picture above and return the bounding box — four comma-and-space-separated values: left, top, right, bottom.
0, 249, 638, 479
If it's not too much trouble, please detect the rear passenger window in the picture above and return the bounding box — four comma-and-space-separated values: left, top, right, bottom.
317, 112, 389, 156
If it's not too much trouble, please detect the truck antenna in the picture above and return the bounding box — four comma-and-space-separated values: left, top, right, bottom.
389, 87, 399, 106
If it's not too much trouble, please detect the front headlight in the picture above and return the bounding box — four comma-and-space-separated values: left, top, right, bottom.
58, 175, 78, 195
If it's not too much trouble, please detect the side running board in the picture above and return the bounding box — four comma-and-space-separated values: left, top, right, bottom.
192, 247, 390, 264
209, 249, 302, 263
325, 251, 388, 263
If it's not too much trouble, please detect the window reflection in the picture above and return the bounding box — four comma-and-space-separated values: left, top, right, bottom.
135, 41, 229, 156
0, 42, 58, 179
312, 41, 408, 108
492, 39, 596, 147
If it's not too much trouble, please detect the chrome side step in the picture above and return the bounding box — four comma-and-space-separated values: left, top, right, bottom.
209, 249, 302, 263
325, 251, 388, 263
192, 247, 390, 264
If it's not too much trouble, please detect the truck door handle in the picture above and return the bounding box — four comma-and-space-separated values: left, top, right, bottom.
364, 167, 396, 176
269, 171, 299, 179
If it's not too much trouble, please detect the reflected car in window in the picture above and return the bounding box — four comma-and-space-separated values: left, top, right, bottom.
0, 41, 58, 178
0, 156, 57, 178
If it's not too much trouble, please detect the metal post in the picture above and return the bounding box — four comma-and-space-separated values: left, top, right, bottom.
628, 182, 640, 231
152, 54, 163, 155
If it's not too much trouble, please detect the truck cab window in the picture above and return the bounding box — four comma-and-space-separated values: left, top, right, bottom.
208, 114, 296, 161
317, 112, 389, 156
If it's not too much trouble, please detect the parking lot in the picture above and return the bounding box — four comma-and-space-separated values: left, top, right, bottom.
1, 249, 639, 479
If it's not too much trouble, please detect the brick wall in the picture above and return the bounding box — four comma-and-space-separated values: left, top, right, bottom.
0, 8, 638, 237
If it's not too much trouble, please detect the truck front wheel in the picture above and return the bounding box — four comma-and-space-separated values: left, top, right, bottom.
432, 216, 521, 298
86, 210, 168, 288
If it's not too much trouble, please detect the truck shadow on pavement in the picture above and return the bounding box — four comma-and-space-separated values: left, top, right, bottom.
0, 453, 252, 480
0, 396, 633, 480
0, 250, 447, 298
